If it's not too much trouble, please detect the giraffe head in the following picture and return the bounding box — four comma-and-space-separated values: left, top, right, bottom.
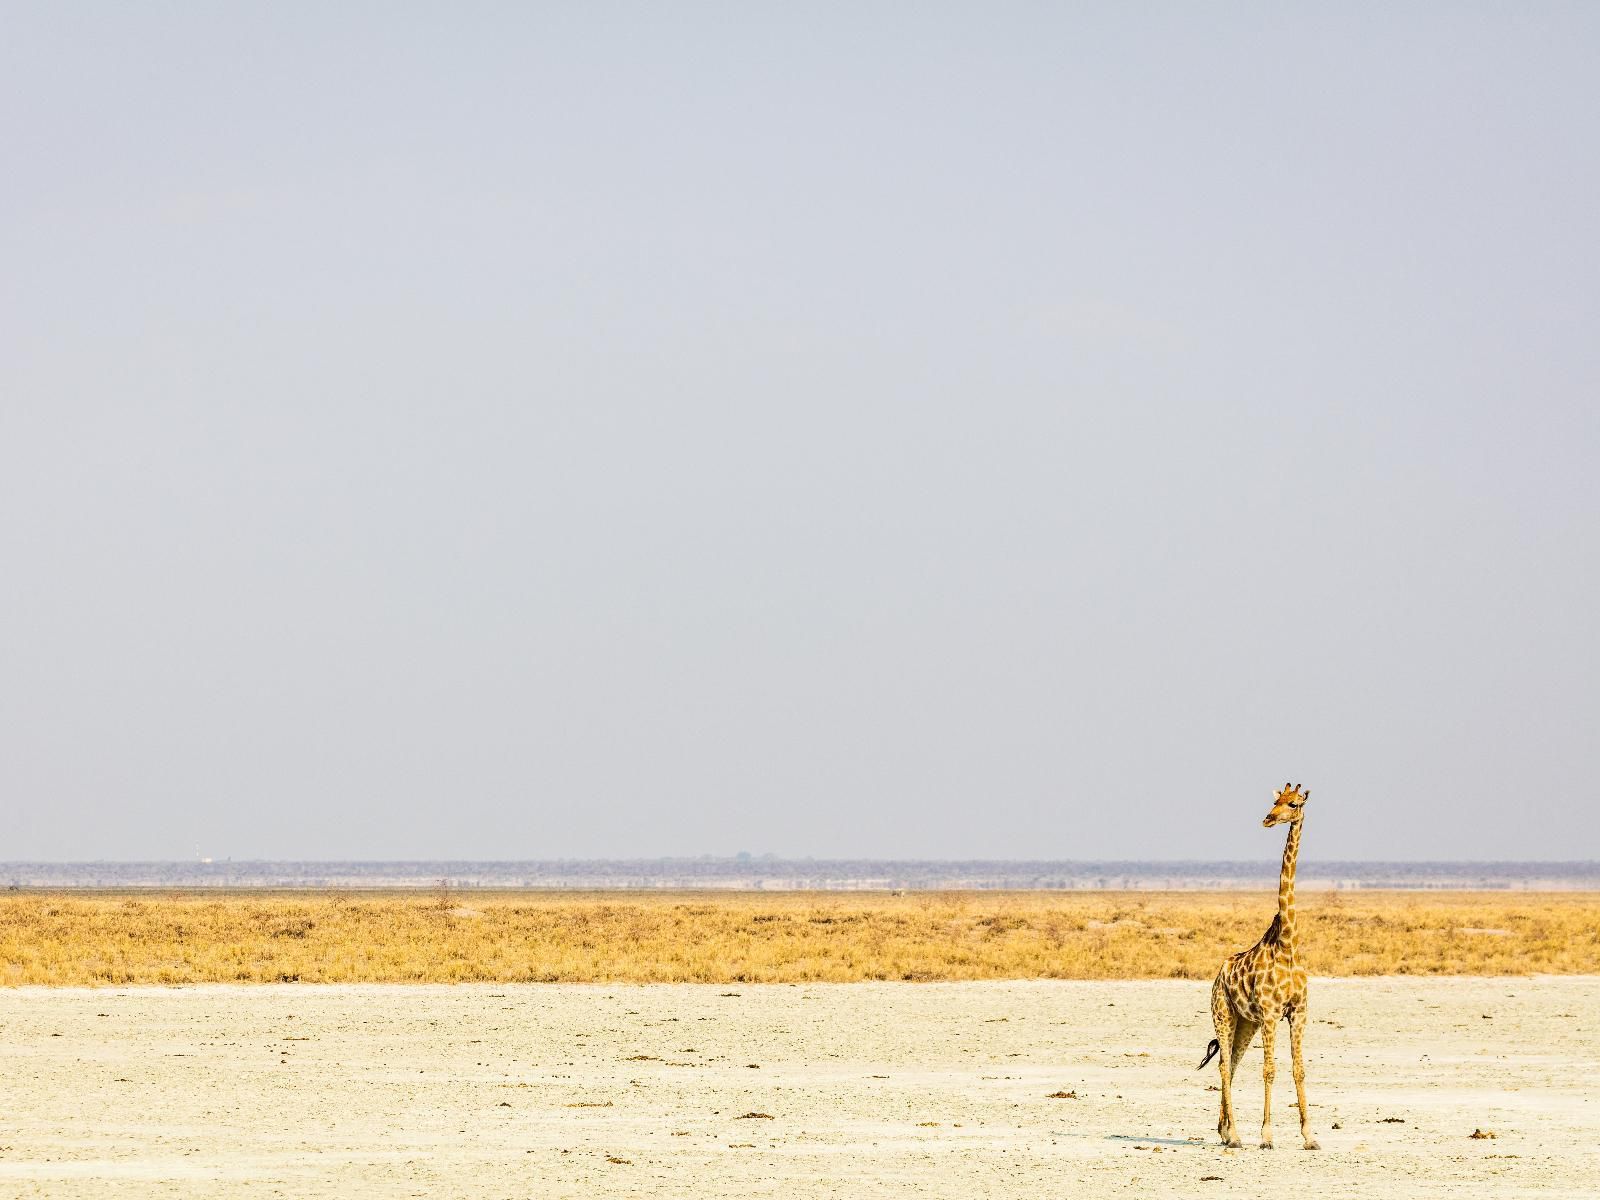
1262, 781, 1308, 827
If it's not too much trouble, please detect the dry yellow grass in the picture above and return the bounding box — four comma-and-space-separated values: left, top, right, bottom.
1, 890, 1596, 986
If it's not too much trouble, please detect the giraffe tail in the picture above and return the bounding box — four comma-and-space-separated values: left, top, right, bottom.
1197, 1038, 1221, 1070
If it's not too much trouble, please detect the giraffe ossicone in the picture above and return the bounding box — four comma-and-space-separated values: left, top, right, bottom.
1199, 782, 1320, 1151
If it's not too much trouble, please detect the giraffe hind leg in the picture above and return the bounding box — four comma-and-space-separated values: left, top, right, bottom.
1289, 1004, 1320, 1150
1229, 1016, 1259, 1080
1210, 978, 1242, 1147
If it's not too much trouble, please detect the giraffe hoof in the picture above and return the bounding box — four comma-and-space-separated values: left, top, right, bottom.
1303, 1139, 1322, 1151
1259, 1140, 1274, 1150
1224, 1139, 1242, 1149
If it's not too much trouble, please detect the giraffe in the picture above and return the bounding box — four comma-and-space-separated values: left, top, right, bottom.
1197, 782, 1320, 1151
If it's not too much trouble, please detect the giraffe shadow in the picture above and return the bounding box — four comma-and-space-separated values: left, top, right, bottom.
1054, 1131, 1205, 1148
1104, 1134, 1204, 1147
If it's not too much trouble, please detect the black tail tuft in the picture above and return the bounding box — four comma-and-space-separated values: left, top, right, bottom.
1197, 1038, 1221, 1070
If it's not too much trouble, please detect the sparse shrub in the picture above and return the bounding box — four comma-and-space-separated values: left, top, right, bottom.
0, 889, 1593, 985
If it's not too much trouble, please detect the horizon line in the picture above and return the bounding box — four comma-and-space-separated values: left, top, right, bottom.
5, 857, 1596, 867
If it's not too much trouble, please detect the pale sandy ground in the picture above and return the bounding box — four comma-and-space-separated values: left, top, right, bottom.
0, 977, 1596, 1198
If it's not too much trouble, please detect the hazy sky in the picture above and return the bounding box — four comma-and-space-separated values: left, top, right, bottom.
3, 4, 1596, 862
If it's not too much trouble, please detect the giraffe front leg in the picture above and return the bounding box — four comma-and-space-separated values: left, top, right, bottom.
1290, 1005, 1320, 1150
1258, 1018, 1277, 1149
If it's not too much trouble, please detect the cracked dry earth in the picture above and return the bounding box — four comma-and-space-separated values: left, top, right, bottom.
0, 977, 1596, 1197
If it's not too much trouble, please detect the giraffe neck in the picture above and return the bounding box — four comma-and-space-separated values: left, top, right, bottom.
1276, 817, 1303, 959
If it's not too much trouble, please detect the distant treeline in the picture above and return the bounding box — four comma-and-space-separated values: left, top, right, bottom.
3, 859, 1596, 890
